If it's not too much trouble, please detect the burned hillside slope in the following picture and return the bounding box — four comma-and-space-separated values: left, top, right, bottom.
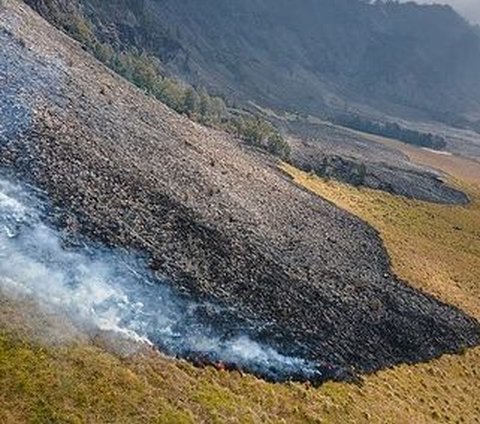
1, 1, 479, 378
21, 0, 475, 205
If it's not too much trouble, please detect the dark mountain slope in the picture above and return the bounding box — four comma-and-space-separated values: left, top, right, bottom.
1, 1, 479, 377
26, 0, 480, 124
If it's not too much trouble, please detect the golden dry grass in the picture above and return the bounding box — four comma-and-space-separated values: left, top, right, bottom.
280, 162, 480, 320
1, 324, 479, 424
277, 150, 480, 423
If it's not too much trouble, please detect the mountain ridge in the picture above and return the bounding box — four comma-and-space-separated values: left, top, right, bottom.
25, 0, 480, 127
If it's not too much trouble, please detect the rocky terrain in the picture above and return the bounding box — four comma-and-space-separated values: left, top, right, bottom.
283, 120, 470, 204
1, 0, 479, 381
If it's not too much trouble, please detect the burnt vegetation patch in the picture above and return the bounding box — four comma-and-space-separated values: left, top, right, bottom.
0, 2, 479, 385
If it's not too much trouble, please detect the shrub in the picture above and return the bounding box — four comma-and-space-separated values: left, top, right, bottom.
334, 114, 447, 150
267, 132, 291, 159
42, 8, 289, 160
230, 116, 289, 159
183, 87, 200, 117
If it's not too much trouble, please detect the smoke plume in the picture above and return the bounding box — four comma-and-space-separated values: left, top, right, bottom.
0, 174, 341, 383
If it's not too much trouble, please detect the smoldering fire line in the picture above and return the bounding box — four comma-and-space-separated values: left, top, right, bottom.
0, 173, 348, 384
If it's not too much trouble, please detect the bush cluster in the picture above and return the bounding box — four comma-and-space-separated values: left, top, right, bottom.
230, 115, 291, 159
45, 8, 290, 159
335, 114, 447, 150
98, 48, 289, 158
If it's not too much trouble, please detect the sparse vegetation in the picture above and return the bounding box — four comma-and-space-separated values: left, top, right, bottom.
28, 5, 290, 160
230, 115, 291, 159
93, 44, 289, 159
334, 114, 447, 150
103, 49, 289, 158
313, 156, 368, 187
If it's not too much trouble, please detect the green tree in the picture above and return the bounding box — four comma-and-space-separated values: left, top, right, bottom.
198, 87, 211, 123
242, 117, 271, 145
183, 87, 200, 117
267, 132, 290, 159
93, 42, 114, 64
131, 55, 159, 92
210, 97, 227, 123
155, 78, 185, 112
352, 162, 367, 187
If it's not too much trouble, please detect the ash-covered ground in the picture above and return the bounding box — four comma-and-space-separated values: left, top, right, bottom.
0, 174, 345, 384
0, 1, 479, 382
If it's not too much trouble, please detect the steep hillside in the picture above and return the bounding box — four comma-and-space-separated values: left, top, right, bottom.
1, 1, 480, 422
25, 0, 480, 125
1, 0, 479, 379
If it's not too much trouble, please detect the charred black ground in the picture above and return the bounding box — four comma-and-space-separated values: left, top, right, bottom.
0, 171, 349, 385
0, 2, 479, 382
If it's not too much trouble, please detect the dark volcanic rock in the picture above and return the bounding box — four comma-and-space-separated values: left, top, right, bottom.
285, 120, 470, 205
1, 2, 479, 377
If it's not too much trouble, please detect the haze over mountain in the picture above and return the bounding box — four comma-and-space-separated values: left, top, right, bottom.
409, 0, 480, 24
28, 0, 480, 128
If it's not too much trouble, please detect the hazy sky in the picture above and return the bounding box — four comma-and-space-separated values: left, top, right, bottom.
412, 0, 480, 24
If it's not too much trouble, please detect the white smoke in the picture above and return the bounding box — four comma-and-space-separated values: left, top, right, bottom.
0, 174, 335, 383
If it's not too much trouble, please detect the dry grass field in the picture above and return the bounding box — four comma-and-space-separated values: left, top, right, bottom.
1, 320, 479, 424
1, 144, 479, 423
280, 161, 480, 320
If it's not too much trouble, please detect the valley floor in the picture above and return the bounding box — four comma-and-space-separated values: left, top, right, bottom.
1, 146, 479, 423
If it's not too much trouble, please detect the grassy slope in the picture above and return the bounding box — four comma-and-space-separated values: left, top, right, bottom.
1, 146, 479, 423
281, 162, 480, 320
1, 325, 479, 424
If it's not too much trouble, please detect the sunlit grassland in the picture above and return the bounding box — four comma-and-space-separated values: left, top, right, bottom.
280, 162, 480, 320
1, 321, 479, 424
